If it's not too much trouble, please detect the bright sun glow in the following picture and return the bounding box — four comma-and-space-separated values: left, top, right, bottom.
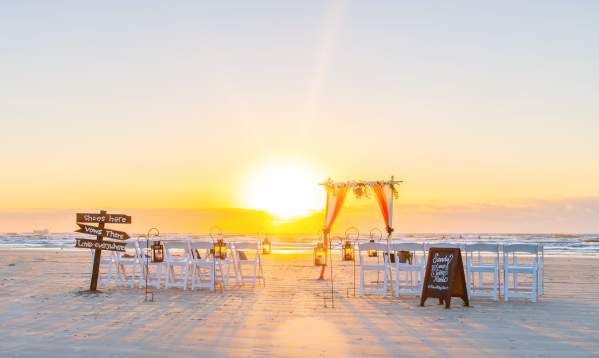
244, 160, 323, 219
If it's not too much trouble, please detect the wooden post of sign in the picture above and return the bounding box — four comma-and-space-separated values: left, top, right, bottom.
89, 210, 106, 291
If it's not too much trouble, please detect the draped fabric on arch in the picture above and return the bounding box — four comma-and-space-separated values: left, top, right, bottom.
318, 178, 400, 280
372, 184, 394, 235
319, 186, 349, 279
324, 186, 350, 233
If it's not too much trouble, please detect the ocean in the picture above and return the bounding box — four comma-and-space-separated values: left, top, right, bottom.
1, 232, 598, 256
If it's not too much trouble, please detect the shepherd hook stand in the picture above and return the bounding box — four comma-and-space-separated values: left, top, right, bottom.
145, 228, 159, 302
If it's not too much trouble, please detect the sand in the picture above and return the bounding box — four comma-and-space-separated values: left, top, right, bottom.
0, 248, 598, 357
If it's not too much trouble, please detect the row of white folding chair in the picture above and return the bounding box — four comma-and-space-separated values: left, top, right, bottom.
112, 239, 263, 290
163, 240, 264, 290
357, 242, 541, 302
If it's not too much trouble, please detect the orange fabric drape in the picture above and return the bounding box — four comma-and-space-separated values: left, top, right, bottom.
372, 184, 392, 235
319, 186, 349, 279
324, 186, 349, 233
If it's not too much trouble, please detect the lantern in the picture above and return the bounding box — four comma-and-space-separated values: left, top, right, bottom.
262, 237, 272, 255
151, 241, 164, 262
213, 239, 227, 260
314, 243, 326, 266
342, 241, 354, 261
368, 239, 378, 257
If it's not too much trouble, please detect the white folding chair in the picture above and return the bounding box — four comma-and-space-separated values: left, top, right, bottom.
358, 242, 389, 296
136, 239, 163, 289
115, 239, 140, 288
389, 243, 426, 297
503, 244, 539, 302
90, 250, 115, 288
164, 240, 191, 289
233, 241, 265, 287
189, 241, 216, 290
465, 243, 500, 301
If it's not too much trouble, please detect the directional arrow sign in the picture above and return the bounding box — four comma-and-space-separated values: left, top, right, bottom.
76, 213, 131, 224
75, 238, 126, 252
75, 223, 130, 241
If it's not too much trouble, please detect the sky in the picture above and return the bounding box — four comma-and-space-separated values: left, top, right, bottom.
1, 1, 598, 233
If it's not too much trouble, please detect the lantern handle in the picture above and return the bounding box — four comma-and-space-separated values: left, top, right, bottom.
210, 225, 223, 240
369, 227, 382, 241
344, 226, 360, 242
147, 227, 160, 239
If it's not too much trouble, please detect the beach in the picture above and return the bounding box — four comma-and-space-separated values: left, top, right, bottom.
1, 248, 598, 357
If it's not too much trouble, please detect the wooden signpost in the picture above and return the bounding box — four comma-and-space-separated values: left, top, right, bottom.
75, 224, 130, 241
420, 247, 469, 309
74, 210, 131, 291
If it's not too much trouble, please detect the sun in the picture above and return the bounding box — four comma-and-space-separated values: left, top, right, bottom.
244, 160, 323, 219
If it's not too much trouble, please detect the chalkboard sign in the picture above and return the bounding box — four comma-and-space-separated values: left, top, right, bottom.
420, 247, 469, 309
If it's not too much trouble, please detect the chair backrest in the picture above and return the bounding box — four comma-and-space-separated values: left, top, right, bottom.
503, 243, 539, 254
389, 242, 424, 252
358, 242, 387, 252
137, 238, 158, 250
188, 241, 213, 250
188, 240, 213, 260
465, 243, 499, 253
163, 240, 190, 260
426, 242, 463, 250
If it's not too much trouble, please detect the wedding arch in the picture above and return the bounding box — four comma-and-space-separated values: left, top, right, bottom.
318, 176, 402, 280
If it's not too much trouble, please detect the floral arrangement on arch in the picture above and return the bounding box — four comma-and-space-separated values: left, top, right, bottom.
323, 179, 399, 199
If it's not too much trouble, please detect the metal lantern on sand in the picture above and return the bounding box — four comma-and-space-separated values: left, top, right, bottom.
343, 241, 354, 261
212, 239, 226, 260
258, 228, 271, 255
342, 227, 359, 262
368, 227, 382, 257
262, 238, 272, 255
314, 242, 326, 266
210, 226, 227, 260
152, 240, 164, 262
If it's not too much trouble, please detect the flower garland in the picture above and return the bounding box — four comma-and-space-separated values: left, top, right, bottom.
323, 179, 399, 199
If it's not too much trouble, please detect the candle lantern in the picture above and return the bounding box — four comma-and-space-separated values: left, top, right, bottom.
151, 241, 164, 262
342, 240, 354, 261
314, 242, 326, 266
213, 239, 228, 260
262, 238, 272, 255
367, 239, 378, 257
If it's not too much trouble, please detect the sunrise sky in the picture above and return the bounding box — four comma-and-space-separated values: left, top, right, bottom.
1, 1, 598, 233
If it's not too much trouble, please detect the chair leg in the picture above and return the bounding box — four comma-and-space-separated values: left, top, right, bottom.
183, 264, 189, 290
360, 268, 365, 295
191, 264, 197, 289
383, 267, 388, 297
532, 269, 537, 303
493, 269, 498, 301
393, 269, 399, 297
504, 268, 509, 302
130, 265, 136, 288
